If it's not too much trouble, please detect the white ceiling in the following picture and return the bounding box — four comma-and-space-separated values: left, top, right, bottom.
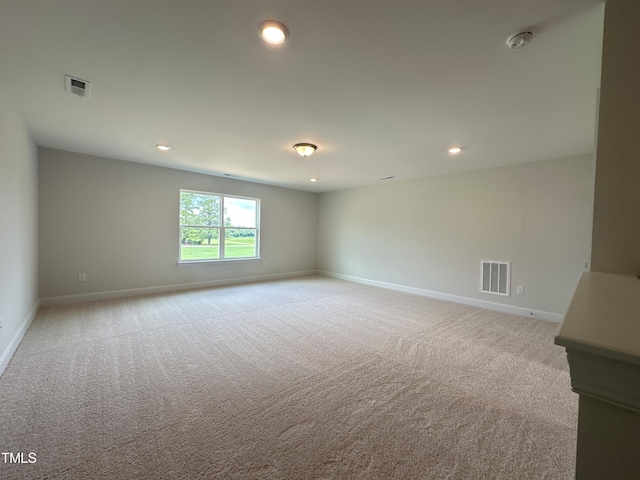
0, 0, 604, 193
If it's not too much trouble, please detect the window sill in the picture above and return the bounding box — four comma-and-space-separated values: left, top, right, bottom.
178, 258, 262, 267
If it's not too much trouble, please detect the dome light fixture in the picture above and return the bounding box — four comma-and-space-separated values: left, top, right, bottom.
448, 146, 462, 155
259, 20, 289, 45
293, 143, 317, 157
156, 144, 171, 151
310, 178, 318, 183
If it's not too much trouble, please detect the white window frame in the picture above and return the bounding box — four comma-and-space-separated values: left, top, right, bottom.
179, 189, 260, 264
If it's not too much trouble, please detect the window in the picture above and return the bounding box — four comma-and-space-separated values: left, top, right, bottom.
179, 190, 259, 262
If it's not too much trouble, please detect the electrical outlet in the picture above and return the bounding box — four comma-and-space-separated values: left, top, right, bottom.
78, 273, 86, 282
516, 285, 524, 295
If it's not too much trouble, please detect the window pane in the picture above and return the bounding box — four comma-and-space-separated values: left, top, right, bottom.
224, 229, 256, 258
180, 227, 220, 260
223, 197, 257, 228
180, 190, 259, 262
180, 192, 221, 227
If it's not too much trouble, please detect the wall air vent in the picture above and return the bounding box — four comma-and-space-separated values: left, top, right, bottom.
480, 260, 510, 297
65, 75, 91, 98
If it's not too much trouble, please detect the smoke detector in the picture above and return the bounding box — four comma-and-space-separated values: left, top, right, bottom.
505, 31, 534, 50
65, 75, 91, 98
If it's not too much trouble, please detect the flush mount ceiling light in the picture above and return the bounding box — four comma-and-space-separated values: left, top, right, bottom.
310, 178, 318, 183
156, 144, 171, 151
506, 31, 534, 50
448, 147, 462, 154
293, 143, 317, 157
259, 20, 289, 45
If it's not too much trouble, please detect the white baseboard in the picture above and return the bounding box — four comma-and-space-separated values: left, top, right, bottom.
319, 271, 564, 323
39, 270, 318, 306
0, 300, 40, 377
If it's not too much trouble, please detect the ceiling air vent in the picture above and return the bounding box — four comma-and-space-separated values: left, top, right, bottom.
65, 75, 91, 98
480, 260, 510, 297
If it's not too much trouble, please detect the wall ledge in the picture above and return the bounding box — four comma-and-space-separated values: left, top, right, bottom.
556, 272, 640, 413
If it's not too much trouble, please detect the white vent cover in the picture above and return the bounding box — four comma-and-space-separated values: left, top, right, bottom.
480, 260, 510, 296
65, 75, 91, 98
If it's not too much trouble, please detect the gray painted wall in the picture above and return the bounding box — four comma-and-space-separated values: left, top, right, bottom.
38, 148, 318, 299
591, 0, 640, 275
0, 84, 39, 368
318, 154, 593, 315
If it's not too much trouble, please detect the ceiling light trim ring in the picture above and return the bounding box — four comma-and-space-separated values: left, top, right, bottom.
506, 31, 534, 49
259, 20, 289, 45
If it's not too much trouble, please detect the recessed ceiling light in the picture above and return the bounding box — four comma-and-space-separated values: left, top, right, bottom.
506, 31, 534, 50
293, 143, 317, 157
448, 147, 462, 154
259, 20, 289, 45
310, 178, 318, 182
156, 144, 171, 151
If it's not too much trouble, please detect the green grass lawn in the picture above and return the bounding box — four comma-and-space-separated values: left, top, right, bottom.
180, 237, 256, 260
180, 245, 220, 260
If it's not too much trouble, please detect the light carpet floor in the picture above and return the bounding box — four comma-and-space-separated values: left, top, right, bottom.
0, 275, 576, 479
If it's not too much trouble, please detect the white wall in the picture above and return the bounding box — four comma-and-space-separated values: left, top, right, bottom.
318, 154, 593, 317
0, 84, 39, 373
38, 148, 318, 301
